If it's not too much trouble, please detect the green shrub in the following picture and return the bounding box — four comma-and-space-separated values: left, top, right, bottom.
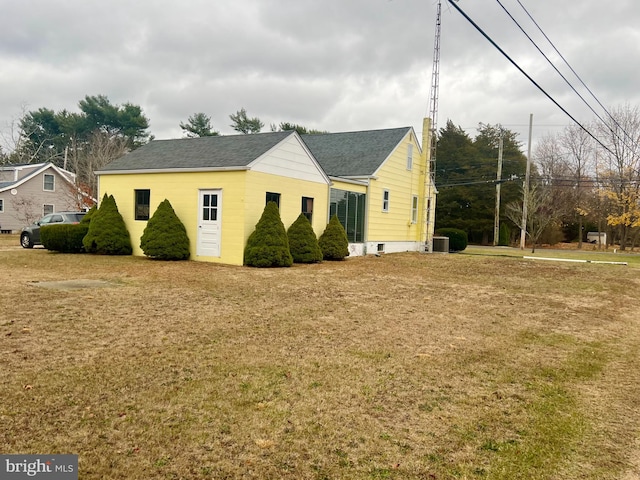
41, 224, 89, 253
287, 213, 323, 264
318, 215, 349, 260
140, 199, 190, 260
435, 228, 468, 252
83, 194, 133, 255
244, 202, 293, 267
80, 205, 97, 224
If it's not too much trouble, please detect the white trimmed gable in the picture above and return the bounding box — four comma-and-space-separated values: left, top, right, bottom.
248, 134, 330, 185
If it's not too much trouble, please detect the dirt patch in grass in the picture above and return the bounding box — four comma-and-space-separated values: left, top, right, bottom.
29, 279, 120, 290
2, 238, 640, 479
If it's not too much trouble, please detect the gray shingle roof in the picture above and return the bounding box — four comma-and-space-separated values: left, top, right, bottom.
302, 127, 412, 177
98, 126, 413, 178
99, 131, 294, 171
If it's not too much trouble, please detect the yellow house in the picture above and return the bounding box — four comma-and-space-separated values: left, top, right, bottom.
96, 121, 436, 265
303, 118, 435, 255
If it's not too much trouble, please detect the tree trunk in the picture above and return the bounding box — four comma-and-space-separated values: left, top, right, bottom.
577, 215, 583, 249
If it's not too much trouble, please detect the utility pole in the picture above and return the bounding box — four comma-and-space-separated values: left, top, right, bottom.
493, 132, 503, 246
520, 114, 533, 250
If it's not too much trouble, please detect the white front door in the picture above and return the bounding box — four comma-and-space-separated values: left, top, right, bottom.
197, 190, 221, 257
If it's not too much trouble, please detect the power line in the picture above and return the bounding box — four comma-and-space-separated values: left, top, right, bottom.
446, 0, 616, 158
494, 0, 614, 135
514, 0, 634, 148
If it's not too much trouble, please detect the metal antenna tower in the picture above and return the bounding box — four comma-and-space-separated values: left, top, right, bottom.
425, 0, 442, 252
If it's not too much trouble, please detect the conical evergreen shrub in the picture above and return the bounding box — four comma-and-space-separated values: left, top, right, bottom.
287, 213, 323, 264
318, 215, 349, 260
244, 201, 293, 267
140, 199, 190, 260
80, 204, 97, 224
83, 194, 133, 255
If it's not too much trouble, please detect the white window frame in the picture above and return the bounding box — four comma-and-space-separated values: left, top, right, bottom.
411, 195, 418, 224
0, 198, 4, 213
407, 144, 413, 170
382, 189, 390, 213
43, 204, 54, 215
43, 173, 55, 191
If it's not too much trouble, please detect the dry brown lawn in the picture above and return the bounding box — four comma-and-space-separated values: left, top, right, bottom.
2, 234, 640, 479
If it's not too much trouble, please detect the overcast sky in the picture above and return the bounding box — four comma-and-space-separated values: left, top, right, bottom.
1, 0, 639, 153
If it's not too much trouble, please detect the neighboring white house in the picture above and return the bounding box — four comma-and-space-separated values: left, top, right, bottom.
0, 163, 88, 233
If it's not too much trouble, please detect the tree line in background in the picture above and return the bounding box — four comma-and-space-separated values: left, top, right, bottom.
0, 98, 325, 202
3, 95, 639, 250
435, 104, 640, 251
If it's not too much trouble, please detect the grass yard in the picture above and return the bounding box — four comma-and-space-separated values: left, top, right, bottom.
2, 234, 640, 479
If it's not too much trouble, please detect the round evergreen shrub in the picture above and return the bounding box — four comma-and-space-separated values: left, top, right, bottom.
435, 228, 468, 252
244, 201, 293, 267
318, 215, 349, 260
41, 224, 89, 253
287, 213, 323, 264
140, 199, 190, 260
83, 194, 133, 255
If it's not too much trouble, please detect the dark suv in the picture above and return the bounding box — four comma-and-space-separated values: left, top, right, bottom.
20, 212, 86, 248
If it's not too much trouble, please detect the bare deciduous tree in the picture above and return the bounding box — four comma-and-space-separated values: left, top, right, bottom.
505, 183, 558, 253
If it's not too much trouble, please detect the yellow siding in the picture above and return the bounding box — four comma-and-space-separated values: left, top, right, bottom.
99, 171, 247, 265
244, 171, 329, 237
367, 132, 426, 242
99, 169, 329, 266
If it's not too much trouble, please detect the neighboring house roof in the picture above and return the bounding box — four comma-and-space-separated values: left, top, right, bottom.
301, 127, 413, 177
0, 163, 77, 193
98, 131, 295, 172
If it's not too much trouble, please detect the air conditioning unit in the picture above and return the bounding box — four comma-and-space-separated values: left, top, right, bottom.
432, 236, 449, 253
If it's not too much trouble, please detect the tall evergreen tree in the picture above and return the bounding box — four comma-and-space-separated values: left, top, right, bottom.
435, 120, 528, 244
180, 113, 219, 138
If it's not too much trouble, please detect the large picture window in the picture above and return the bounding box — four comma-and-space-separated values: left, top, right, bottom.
135, 189, 150, 220
329, 189, 365, 243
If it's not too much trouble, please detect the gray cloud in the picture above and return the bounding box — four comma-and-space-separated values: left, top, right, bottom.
2, 0, 640, 152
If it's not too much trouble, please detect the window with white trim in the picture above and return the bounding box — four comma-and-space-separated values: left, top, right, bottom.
43, 174, 55, 191
301, 196, 314, 223
411, 195, 418, 223
407, 144, 413, 170
382, 190, 390, 212
0, 198, 3, 212
135, 189, 150, 221
43, 204, 54, 215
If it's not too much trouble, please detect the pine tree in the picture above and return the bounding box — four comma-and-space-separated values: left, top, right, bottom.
318, 215, 349, 260
83, 194, 132, 255
140, 199, 190, 260
287, 213, 323, 263
244, 202, 293, 267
